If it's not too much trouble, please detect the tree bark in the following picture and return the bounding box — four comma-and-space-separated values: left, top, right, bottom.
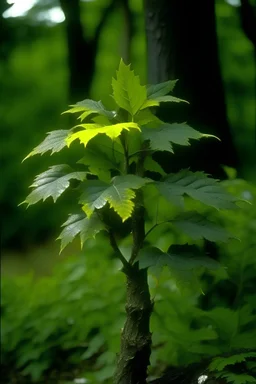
144, 0, 238, 178
114, 266, 153, 384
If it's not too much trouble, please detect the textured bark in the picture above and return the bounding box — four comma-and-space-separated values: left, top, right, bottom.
114, 187, 153, 383
144, 0, 238, 178
114, 266, 153, 384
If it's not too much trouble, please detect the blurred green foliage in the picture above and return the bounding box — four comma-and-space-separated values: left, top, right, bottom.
1, 179, 256, 383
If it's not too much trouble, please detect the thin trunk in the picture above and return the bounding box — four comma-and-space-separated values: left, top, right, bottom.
144, 0, 238, 178
114, 171, 152, 382
114, 266, 153, 384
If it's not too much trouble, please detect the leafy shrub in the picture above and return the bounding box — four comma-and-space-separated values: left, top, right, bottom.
3, 59, 255, 383
1, 178, 256, 383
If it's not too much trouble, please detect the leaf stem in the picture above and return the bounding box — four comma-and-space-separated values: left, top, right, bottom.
128, 148, 153, 160
108, 230, 131, 273
144, 220, 170, 240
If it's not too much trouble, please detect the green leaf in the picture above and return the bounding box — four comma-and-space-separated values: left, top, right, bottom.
147, 80, 178, 99
142, 123, 217, 153
64, 99, 114, 121
157, 169, 238, 209
58, 212, 105, 252
172, 212, 234, 242
23, 165, 87, 205
209, 353, 256, 372
140, 99, 159, 109
144, 157, 166, 176
138, 244, 219, 271
112, 59, 147, 115
219, 372, 256, 384
79, 175, 151, 221
78, 145, 119, 181
134, 109, 159, 126
66, 122, 140, 148
23, 130, 69, 161
152, 95, 188, 104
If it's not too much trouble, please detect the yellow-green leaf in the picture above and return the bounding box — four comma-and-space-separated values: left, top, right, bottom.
112, 59, 147, 116
79, 175, 151, 221
66, 122, 140, 148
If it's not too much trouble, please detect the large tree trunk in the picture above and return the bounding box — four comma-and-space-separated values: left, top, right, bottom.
60, 0, 94, 102
60, 0, 118, 102
144, 0, 238, 178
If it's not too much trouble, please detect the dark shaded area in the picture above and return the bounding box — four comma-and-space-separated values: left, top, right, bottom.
59, 0, 118, 101
144, 0, 238, 178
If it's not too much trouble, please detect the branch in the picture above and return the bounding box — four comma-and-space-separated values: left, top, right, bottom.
239, 0, 256, 48
144, 220, 171, 240
108, 230, 131, 272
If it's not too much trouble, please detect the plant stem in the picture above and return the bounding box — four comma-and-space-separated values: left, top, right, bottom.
114, 130, 152, 383
114, 184, 153, 382
109, 230, 131, 272
114, 265, 153, 384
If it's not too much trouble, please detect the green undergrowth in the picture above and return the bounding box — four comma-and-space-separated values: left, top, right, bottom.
1, 178, 256, 384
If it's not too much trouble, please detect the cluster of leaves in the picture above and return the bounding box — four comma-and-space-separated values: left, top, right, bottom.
22, 59, 238, 279
1, 187, 256, 383
12, 59, 254, 383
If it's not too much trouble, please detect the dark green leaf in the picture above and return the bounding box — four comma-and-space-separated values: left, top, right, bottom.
24, 165, 87, 205
147, 80, 178, 99
23, 130, 69, 161
157, 170, 238, 209
138, 244, 219, 271
58, 212, 105, 252
172, 212, 235, 242
142, 123, 217, 153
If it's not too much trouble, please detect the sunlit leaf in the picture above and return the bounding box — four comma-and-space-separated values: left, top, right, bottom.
112, 59, 147, 115
64, 99, 114, 121
66, 122, 140, 148
79, 175, 151, 221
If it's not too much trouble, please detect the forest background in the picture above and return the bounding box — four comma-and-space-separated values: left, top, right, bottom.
1, 0, 256, 383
